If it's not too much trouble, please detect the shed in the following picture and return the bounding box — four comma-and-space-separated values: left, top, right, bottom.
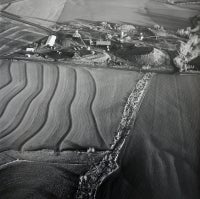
96, 40, 111, 46
45, 35, 57, 47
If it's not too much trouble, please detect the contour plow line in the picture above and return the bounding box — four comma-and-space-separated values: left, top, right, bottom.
75, 72, 155, 199
0, 62, 26, 117
86, 70, 108, 149
0, 60, 11, 89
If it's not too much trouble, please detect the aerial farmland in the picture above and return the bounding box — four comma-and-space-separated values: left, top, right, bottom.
0, 59, 141, 152
0, 0, 200, 199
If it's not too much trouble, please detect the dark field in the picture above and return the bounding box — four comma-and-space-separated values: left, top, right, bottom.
0, 161, 79, 199
97, 74, 200, 199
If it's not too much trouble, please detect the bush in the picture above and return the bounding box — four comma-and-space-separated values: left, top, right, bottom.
174, 35, 200, 71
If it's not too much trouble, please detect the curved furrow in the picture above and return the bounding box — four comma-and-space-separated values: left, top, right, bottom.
0, 63, 59, 152
90, 69, 141, 148
0, 63, 42, 139
0, 60, 12, 89
18, 65, 59, 152
86, 69, 108, 148
57, 68, 77, 152
0, 61, 27, 117
60, 68, 108, 151
22, 66, 76, 151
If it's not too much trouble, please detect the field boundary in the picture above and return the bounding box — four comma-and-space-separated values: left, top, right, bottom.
75, 72, 155, 199
0, 57, 176, 74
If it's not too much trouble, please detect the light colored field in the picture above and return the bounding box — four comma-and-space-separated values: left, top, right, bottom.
0, 60, 11, 89
61, 69, 111, 150
0, 60, 140, 152
22, 66, 76, 151
0, 62, 40, 139
88, 68, 141, 147
4, 0, 67, 27
2, 0, 198, 30
0, 61, 26, 117
0, 63, 58, 151
58, 0, 199, 29
60, 68, 108, 151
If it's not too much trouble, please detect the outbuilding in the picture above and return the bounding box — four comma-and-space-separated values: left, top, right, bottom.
45, 35, 57, 47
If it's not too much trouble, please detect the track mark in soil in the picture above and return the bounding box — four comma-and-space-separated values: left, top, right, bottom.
22, 66, 76, 151
18, 64, 59, 151
57, 68, 77, 152
0, 60, 12, 89
0, 63, 42, 139
60, 68, 108, 151
0, 62, 27, 117
0, 64, 58, 152
87, 70, 108, 149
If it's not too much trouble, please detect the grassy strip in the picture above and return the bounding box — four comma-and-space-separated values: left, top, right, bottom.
75, 73, 155, 199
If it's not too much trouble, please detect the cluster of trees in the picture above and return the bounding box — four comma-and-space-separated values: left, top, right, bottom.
174, 35, 200, 71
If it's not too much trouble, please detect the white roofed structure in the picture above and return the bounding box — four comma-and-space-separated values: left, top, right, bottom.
45, 35, 57, 47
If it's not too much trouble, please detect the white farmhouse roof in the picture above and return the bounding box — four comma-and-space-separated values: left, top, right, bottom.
45, 35, 57, 47
26, 48, 35, 52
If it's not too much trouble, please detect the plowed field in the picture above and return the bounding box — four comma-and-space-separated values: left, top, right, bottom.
0, 60, 141, 152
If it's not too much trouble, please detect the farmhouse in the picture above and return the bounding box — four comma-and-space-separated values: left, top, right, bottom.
96, 40, 111, 46
45, 35, 57, 47
96, 40, 111, 51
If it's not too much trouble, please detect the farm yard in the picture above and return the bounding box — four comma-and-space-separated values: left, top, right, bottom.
0, 0, 67, 57
0, 60, 141, 152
